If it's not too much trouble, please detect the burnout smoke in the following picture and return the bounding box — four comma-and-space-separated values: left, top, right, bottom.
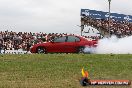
95, 35, 132, 54
84, 47, 96, 54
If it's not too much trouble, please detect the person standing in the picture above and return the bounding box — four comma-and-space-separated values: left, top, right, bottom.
0, 41, 3, 54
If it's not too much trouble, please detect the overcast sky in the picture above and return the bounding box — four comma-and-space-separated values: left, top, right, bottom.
0, 0, 132, 34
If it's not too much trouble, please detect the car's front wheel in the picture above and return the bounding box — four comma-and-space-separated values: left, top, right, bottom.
36, 47, 46, 54
78, 47, 85, 53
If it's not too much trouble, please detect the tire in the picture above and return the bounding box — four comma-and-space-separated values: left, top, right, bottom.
78, 47, 85, 53
36, 47, 46, 54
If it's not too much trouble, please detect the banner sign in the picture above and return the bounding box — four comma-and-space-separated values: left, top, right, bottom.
81, 9, 132, 22
0, 50, 31, 54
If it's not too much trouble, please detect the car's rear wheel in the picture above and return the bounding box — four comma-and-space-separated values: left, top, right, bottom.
36, 47, 46, 54
78, 47, 85, 53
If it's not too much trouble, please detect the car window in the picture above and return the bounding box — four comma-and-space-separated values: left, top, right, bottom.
54, 36, 66, 43
67, 36, 80, 42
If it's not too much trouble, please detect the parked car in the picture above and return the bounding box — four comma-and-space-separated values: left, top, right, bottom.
30, 35, 97, 54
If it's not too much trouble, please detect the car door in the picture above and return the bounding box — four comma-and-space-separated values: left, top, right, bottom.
65, 36, 81, 53
48, 36, 67, 53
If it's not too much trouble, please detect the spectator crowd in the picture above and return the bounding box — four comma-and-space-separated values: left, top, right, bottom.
81, 16, 132, 38
0, 31, 76, 52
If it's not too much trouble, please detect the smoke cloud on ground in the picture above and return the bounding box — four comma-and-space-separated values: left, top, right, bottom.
95, 36, 132, 54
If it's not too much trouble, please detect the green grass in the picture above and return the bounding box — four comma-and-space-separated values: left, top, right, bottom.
0, 54, 132, 88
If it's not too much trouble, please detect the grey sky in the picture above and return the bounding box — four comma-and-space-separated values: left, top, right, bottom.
0, 0, 131, 34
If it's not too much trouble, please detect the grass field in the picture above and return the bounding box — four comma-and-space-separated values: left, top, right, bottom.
0, 54, 132, 88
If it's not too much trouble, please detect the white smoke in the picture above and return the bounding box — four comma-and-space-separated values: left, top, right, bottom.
95, 35, 132, 54
84, 46, 96, 54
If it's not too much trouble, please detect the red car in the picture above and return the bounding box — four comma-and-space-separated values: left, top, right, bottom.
30, 35, 97, 54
